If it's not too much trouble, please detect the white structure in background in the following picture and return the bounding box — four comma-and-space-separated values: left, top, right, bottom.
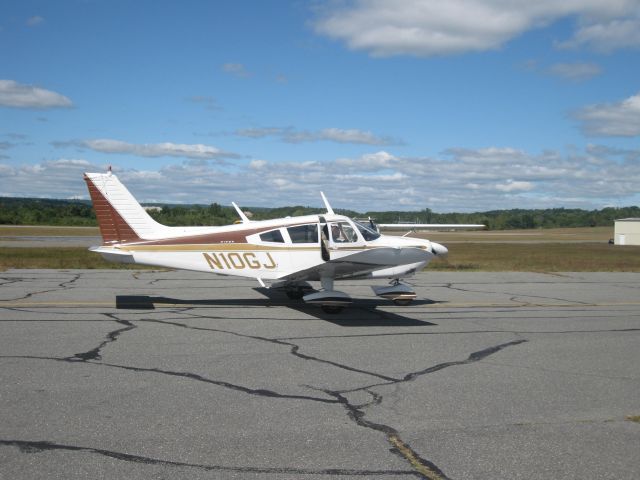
614, 218, 640, 245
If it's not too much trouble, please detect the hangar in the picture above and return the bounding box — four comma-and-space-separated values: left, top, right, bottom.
614, 218, 640, 245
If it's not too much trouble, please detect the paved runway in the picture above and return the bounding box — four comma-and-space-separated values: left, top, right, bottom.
1, 270, 639, 479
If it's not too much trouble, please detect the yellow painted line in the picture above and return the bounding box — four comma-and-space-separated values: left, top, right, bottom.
0, 301, 192, 307
388, 434, 446, 480
418, 301, 640, 308
2, 301, 640, 308
1, 301, 116, 307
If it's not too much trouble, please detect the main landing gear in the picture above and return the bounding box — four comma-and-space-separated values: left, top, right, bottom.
279, 281, 313, 300
279, 279, 417, 313
302, 277, 352, 314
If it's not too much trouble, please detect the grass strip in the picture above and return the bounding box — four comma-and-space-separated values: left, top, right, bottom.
428, 243, 640, 272
0, 247, 153, 270
0, 226, 99, 236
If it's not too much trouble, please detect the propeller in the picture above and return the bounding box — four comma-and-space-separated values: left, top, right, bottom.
368, 216, 379, 233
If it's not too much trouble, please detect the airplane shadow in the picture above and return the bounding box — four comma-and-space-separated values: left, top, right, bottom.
115, 290, 440, 327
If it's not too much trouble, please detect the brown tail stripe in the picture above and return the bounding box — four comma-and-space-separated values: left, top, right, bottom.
84, 175, 141, 244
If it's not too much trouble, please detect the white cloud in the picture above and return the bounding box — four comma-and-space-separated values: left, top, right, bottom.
55, 138, 241, 159
443, 147, 527, 164
313, 0, 640, 57
236, 126, 400, 145
573, 92, 640, 136
221, 63, 251, 78
187, 96, 221, 111
0, 80, 73, 109
319, 128, 396, 144
335, 150, 398, 170
26, 16, 44, 27
559, 17, 640, 52
547, 62, 602, 81
2, 145, 639, 210
236, 127, 284, 138
249, 159, 268, 169
495, 180, 535, 192
0, 159, 100, 198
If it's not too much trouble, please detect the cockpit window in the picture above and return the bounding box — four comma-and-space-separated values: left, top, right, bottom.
259, 229, 284, 243
355, 221, 381, 241
287, 224, 318, 243
330, 221, 359, 243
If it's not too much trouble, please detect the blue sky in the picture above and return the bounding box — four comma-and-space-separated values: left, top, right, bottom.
1, 0, 639, 211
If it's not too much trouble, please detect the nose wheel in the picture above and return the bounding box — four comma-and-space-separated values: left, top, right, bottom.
393, 298, 414, 306
372, 280, 416, 306
321, 305, 344, 314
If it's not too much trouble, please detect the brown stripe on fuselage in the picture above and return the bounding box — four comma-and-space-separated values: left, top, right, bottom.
118, 221, 319, 247
120, 243, 318, 252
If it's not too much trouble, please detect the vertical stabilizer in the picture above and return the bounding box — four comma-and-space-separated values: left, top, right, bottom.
84, 172, 169, 244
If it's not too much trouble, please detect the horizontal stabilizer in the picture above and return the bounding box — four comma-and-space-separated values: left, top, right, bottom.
89, 246, 135, 264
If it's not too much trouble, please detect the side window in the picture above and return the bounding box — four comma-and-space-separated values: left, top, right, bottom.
259, 229, 284, 243
330, 222, 358, 243
287, 224, 318, 243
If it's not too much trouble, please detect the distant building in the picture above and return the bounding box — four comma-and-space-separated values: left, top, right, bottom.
143, 206, 163, 212
614, 218, 640, 245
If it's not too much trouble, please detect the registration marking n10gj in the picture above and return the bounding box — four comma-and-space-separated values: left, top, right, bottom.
203, 252, 277, 270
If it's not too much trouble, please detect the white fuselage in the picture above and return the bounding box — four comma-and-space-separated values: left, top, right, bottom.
93, 213, 444, 283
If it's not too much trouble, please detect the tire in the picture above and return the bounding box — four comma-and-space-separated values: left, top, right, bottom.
393, 298, 413, 306
286, 289, 305, 300
321, 305, 344, 314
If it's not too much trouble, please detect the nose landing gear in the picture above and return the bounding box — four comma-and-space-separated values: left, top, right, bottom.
371, 280, 416, 306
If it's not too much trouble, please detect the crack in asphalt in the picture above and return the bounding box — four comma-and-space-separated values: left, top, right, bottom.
442, 282, 593, 306
278, 328, 640, 341
0, 277, 24, 287
1, 355, 340, 405
87, 316, 528, 479
0, 271, 577, 478
323, 389, 451, 480
65, 314, 136, 361
0, 439, 419, 477
96, 360, 341, 404
338, 340, 528, 395
312, 339, 529, 480
138, 317, 398, 382
1, 306, 529, 480
0, 273, 81, 302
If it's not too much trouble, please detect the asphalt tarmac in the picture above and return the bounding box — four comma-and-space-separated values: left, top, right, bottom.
1, 270, 639, 479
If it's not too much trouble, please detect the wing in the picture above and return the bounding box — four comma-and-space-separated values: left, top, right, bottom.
378, 223, 485, 230
276, 246, 430, 283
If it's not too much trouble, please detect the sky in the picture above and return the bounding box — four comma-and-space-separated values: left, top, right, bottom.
1, 0, 639, 212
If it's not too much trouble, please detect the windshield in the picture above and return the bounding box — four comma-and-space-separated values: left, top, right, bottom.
329, 221, 358, 243
355, 221, 380, 241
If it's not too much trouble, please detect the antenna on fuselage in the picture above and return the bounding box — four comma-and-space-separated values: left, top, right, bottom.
320, 192, 334, 215
232, 202, 251, 223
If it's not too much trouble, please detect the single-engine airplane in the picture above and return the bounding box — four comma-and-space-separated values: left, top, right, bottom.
84, 171, 482, 313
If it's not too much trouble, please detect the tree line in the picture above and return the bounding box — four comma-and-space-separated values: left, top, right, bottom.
1, 197, 638, 230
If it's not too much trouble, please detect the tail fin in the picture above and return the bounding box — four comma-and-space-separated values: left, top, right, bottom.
84, 172, 169, 244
